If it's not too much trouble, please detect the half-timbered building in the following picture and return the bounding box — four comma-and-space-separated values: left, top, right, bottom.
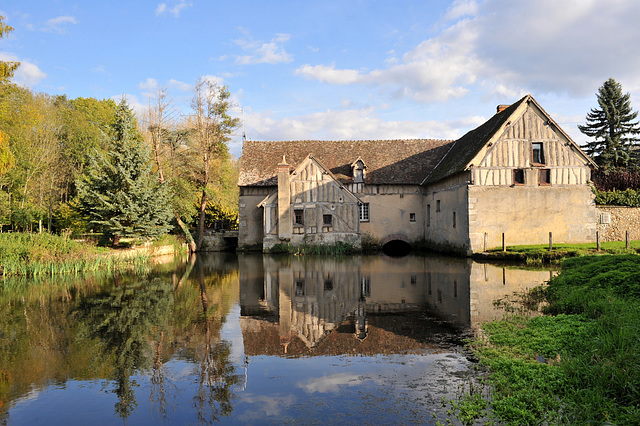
238, 94, 598, 254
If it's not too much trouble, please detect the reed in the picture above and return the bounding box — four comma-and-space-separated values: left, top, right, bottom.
0, 233, 151, 278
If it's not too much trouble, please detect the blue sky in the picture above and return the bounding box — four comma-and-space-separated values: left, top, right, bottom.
2, 0, 640, 157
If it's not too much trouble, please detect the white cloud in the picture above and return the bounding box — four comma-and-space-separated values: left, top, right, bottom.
244, 106, 467, 142
43, 15, 78, 34
155, 1, 192, 17
168, 78, 191, 91
0, 53, 46, 87
155, 3, 167, 15
295, 64, 361, 85
139, 77, 158, 91
234, 32, 293, 65
292, 0, 640, 104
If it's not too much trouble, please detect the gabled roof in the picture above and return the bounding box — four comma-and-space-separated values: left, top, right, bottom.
422, 94, 596, 184
422, 96, 528, 184
239, 139, 454, 187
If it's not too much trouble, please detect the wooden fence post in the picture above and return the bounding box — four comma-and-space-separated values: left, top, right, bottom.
596, 231, 600, 251
549, 232, 553, 251
626, 231, 630, 250
502, 233, 506, 252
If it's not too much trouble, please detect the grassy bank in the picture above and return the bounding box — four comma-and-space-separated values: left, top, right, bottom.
476, 240, 640, 264
449, 254, 640, 425
268, 241, 358, 255
0, 233, 155, 278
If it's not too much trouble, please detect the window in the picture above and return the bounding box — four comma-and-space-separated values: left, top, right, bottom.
295, 280, 305, 296
410, 275, 417, 285
360, 277, 371, 297
513, 169, 525, 185
409, 213, 416, 222
427, 204, 431, 227
539, 168, 551, 185
436, 200, 441, 212
323, 214, 332, 226
359, 203, 370, 222
453, 211, 456, 228
294, 209, 304, 226
532, 142, 545, 164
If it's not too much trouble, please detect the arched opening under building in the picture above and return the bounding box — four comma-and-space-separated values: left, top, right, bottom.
382, 239, 413, 257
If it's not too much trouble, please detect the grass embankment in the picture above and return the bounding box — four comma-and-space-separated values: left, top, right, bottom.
0, 233, 152, 278
268, 241, 358, 255
450, 254, 640, 425
478, 240, 640, 263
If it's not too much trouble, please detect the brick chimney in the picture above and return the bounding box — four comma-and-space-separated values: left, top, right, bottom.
497, 104, 510, 113
277, 155, 292, 240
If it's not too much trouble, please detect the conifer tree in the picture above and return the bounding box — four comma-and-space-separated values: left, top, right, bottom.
578, 78, 640, 170
76, 99, 173, 245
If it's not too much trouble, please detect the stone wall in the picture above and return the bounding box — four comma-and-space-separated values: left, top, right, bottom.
596, 206, 640, 242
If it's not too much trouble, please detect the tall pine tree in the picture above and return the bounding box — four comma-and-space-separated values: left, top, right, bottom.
578, 78, 640, 170
76, 99, 173, 245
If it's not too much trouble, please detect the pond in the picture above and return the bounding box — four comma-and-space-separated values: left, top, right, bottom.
0, 253, 554, 425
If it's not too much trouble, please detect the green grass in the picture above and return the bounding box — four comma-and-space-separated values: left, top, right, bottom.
453, 254, 640, 425
0, 232, 151, 278
268, 241, 358, 255
481, 240, 640, 263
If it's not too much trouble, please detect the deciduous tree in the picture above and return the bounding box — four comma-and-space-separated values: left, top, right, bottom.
579, 78, 640, 170
0, 16, 20, 82
187, 78, 239, 251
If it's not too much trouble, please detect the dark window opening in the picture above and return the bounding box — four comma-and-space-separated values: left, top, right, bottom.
294, 209, 304, 226
513, 169, 525, 185
539, 168, 551, 185
295, 280, 305, 296
453, 211, 456, 228
323, 214, 332, 226
427, 204, 431, 227
409, 213, 416, 222
532, 142, 545, 164
324, 279, 333, 291
436, 200, 441, 212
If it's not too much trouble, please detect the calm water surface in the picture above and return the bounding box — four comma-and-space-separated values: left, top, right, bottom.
0, 253, 553, 425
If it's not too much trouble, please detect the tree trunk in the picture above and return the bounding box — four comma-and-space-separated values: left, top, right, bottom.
196, 189, 207, 251
175, 213, 196, 253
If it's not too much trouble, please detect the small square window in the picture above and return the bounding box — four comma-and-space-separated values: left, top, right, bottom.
409, 213, 416, 222
539, 169, 551, 185
294, 209, 304, 226
513, 169, 525, 185
323, 214, 332, 226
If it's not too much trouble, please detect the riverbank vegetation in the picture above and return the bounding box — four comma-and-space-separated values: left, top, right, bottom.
478, 240, 640, 264
0, 232, 187, 278
268, 241, 358, 255
0, 28, 240, 252
449, 254, 640, 425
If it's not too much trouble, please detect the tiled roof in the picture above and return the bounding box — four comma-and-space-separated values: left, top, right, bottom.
422, 95, 529, 184
238, 139, 454, 187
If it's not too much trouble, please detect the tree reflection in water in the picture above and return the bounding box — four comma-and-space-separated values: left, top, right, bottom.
77, 273, 174, 419
194, 257, 242, 424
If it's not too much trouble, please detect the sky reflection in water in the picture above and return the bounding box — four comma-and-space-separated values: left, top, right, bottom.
0, 253, 554, 425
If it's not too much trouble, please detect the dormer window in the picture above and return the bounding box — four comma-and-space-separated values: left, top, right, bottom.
351, 158, 367, 183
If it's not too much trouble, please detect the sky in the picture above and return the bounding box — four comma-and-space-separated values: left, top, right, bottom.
2, 0, 640, 157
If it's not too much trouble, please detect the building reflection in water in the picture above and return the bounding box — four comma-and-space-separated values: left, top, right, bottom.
239, 254, 554, 357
